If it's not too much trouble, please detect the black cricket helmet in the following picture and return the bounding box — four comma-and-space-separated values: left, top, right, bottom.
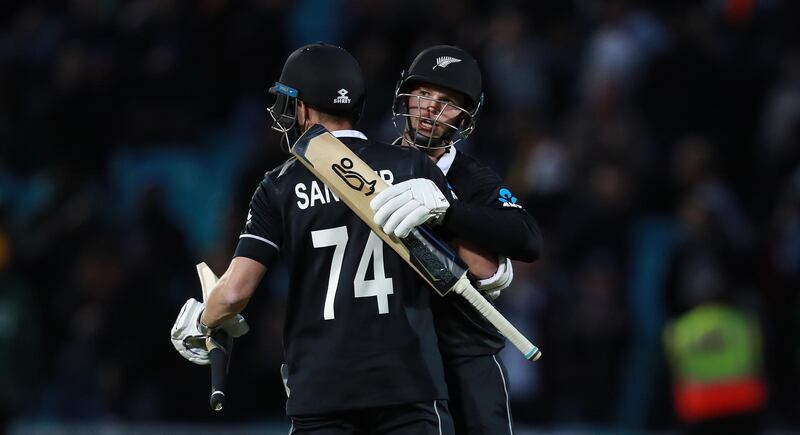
268, 43, 365, 145
392, 45, 484, 149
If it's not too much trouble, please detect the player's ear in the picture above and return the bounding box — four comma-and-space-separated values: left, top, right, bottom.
296, 100, 309, 130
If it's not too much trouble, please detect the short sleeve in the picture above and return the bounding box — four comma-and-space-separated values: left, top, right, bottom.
234, 176, 283, 266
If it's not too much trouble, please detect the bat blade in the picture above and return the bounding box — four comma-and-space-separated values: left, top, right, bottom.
290, 125, 541, 361
197, 262, 219, 303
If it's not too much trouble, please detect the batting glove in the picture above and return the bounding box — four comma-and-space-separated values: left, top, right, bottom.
475, 257, 513, 299
370, 178, 450, 238
170, 298, 249, 365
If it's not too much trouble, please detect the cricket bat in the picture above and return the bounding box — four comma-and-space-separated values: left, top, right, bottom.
290, 125, 541, 361
197, 262, 229, 411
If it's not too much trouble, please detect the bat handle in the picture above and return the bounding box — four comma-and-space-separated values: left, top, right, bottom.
454, 278, 542, 361
207, 332, 229, 411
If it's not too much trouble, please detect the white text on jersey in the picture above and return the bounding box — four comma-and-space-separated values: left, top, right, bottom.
295, 170, 394, 209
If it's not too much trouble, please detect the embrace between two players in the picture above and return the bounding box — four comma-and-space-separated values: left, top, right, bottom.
170, 42, 542, 434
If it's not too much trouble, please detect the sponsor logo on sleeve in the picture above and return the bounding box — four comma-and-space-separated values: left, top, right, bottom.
498, 188, 521, 208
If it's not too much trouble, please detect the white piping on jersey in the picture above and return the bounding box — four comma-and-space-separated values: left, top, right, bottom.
239, 234, 280, 250
288, 422, 294, 434
433, 399, 443, 435
331, 129, 367, 140
435, 145, 457, 176
492, 354, 514, 435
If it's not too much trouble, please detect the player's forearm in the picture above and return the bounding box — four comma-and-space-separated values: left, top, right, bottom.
200, 257, 266, 328
201, 281, 251, 329
453, 239, 499, 279
442, 202, 543, 262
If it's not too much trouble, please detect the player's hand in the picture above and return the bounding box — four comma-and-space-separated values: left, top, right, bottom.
370, 178, 450, 238
475, 257, 513, 299
170, 298, 249, 365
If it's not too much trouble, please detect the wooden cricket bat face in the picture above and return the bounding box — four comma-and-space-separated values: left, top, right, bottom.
291, 125, 389, 230
331, 157, 378, 197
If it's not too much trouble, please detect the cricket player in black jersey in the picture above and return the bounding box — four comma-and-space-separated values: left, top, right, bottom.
371, 45, 543, 434
170, 43, 457, 434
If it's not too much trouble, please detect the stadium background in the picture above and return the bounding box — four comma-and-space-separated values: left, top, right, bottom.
1, 0, 799, 433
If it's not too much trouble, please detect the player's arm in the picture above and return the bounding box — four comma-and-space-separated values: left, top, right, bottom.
441, 190, 542, 262
204, 176, 283, 327
372, 154, 542, 262
441, 164, 535, 297
201, 257, 266, 328
452, 238, 498, 279
171, 175, 282, 364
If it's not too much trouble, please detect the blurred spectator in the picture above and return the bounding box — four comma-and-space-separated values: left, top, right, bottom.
579, 1, 668, 102
507, 132, 573, 228
549, 252, 629, 423
483, 8, 549, 110
662, 183, 766, 433
670, 135, 754, 257
543, 159, 635, 424
663, 276, 766, 435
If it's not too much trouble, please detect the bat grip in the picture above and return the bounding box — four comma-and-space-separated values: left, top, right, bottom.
454, 277, 542, 361
207, 332, 229, 411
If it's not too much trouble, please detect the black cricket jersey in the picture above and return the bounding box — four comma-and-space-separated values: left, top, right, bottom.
234, 131, 450, 416
432, 145, 534, 357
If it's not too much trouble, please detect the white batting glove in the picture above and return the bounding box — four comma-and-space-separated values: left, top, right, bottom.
475, 257, 513, 299
170, 298, 249, 365
370, 178, 450, 238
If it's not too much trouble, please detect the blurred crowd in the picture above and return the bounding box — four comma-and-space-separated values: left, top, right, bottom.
1, 0, 800, 432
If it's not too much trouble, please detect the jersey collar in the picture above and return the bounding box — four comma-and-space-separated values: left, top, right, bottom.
331, 130, 367, 140
436, 145, 457, 176
391, 137, 457, 176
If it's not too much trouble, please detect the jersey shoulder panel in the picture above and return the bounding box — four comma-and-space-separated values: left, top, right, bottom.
234, 158, 299, 265
447, 150, 517, 208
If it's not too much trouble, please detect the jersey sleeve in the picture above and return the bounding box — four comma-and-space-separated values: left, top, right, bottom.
442, 154, 543, 262
233, 175, 283, 266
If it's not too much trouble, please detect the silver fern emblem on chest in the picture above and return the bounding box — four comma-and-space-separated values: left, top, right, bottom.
433, 56, 462, 69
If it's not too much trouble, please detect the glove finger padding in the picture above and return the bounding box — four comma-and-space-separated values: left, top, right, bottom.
371, 178, 450, 238
171, 298, 204, 341
382, 200, 420, 236
372, 190, 413, 228
395, 205, 432, 238
175, 339, 211, 365
171, 298, 211, 365
370, 181, 406, 213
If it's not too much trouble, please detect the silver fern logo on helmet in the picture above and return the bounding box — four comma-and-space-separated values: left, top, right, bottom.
433, 56, 461, 69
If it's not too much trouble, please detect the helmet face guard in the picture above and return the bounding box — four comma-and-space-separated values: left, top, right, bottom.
268, 82, 300, 150
391, 45, 484, 150
392, 85, 482, 150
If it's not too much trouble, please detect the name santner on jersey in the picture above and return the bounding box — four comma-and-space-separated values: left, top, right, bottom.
294, 169, 395, 210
